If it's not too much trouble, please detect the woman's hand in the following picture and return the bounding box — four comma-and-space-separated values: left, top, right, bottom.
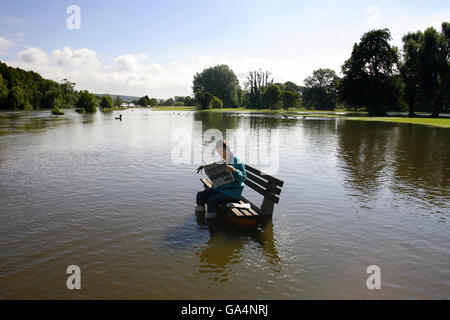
227, 165, 235, 172
196, 165, 204, 174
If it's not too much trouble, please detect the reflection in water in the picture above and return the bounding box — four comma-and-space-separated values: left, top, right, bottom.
195, 220, 280, 283
336, 119, 450, 214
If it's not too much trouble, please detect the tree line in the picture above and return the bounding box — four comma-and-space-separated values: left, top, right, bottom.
190, 22, 449, 117
1, 21, 447, 117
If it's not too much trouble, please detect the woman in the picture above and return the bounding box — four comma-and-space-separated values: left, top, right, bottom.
195, 140, 247, 219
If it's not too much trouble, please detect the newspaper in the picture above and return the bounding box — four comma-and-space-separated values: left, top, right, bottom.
204, 161, 235, 187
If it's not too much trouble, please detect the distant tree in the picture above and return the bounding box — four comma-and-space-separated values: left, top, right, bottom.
262, 84, 282, 109
59, 79, 77, 107
42, 86, 63, 109
281, 90, 299, 111
418, 24, 449, 117
0, 74, 8, 108
114, 96, 122, 107
7, 86, 27, 110
339, 29, 401, 116
100, 94, 114, 109
245, 69, 273, 108
193, 65, 240, 107
401, 32, 422, 117
149, 98, 158, 106
283, 81, 300, 93
174, 102, 184, 106
138, 95, 151, 107
76, 91, 98, 113
195, 90, 213, 109
183, 96, 197, 106
303, 68, 339, 110
211, 96, 223, 109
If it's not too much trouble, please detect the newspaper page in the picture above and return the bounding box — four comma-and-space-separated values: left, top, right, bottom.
204, 161, 235, 187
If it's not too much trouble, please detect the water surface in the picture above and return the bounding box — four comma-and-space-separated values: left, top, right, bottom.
0, 109, 448, 299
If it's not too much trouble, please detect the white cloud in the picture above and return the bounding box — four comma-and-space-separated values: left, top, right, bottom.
17, 47, 49, 65
0, 36, 13, 55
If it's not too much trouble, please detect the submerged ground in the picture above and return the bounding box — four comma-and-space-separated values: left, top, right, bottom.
0, 109, 448, 299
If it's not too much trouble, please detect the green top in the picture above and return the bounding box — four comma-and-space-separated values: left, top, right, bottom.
214, 155, 247, 200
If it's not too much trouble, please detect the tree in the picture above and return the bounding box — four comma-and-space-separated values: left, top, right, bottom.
138, 95, 151, 107
195, 90, 213, 109
401, 31, 422, 117
59, 79, 77, 107
183, 96, 197, 106
417, 24, 449, 117
262, 84, 281, 109
100, 94, 114, 109
281, 90, 299, 111
7, 86, 27, 110
211, 96, 223, 109
0, 74, 8, 108
339, 29, 401, 116
114, 96, 122, 107
193, 65, 240, 107
245, 69, 273, 108
303, 68, 340, 110
42, 85, 63, 109
400, 22, 449, 117
76, 90, 98, 113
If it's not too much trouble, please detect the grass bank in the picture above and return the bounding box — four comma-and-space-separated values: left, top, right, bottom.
100, 107, 128, 112
345, 116, 450, 128
150, 106, 450, 128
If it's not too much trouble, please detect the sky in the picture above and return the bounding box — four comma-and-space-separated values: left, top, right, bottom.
0, 0, 449, 98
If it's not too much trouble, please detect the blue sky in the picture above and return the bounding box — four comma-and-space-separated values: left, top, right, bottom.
0, 0, 449, 97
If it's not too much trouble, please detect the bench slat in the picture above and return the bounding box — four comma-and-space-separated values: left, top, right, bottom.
246, 171, 282, 195
245, 165, 284, 187
244, 179, 280, 204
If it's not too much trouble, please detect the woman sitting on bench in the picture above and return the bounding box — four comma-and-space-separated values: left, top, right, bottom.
195, 140, 247, 219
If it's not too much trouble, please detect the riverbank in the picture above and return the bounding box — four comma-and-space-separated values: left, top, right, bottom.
150, 106, 450, 128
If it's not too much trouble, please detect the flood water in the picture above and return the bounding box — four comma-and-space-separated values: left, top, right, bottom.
0, 109, 449, 299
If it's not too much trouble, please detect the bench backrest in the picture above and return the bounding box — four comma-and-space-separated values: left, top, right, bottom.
243, 164, 284, 217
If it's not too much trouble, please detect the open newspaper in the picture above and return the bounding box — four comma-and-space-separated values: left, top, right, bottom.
204, 161, 235, 187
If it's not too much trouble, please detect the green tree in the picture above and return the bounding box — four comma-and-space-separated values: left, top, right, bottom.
281, 90, 299, 111
244, 69, 273, 108
0, 74, 8, 108
262, 84, 281, 109
195, 90, 213, 109
7, 86, 26, 110
100, 94, 114, 109
211, 96, 223, 109
76, 90, 98, 113
138, 95, 151, 106
339, 29, 401, 116
59, 79, 77, 107
401, 31, 422, 117
193, 65, 240, 107
42, 86, 63, 109
303, 68, 339, 110
114, 96, 122, 107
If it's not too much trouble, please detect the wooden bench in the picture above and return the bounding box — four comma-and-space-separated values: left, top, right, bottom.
200, 164, 284, 225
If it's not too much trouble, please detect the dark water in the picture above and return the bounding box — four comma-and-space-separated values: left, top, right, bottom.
0, 109, 448, 299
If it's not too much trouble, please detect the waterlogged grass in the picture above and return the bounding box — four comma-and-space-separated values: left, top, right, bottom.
100, 107, 128, 112
149, 106, 449, 127
347, 116, 450, 128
